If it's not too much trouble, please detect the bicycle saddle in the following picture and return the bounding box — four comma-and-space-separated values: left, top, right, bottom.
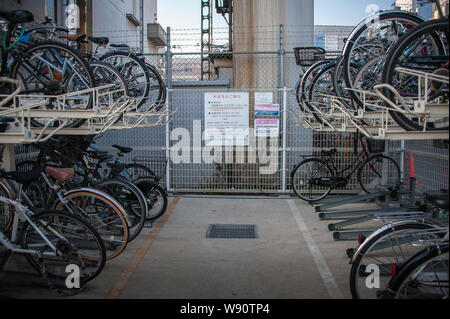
0, 10, 34, 24
425, 192, 449, 211
321, 148, 338, 156
88, 36, 109, 46
85, 150, 113, 161
1, 168, 41, 184
59, 33, 86, 42
112, 145, 133, 154
110, 43, 129, 48
45, 167, 75, 183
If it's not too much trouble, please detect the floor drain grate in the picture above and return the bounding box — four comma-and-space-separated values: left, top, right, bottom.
206, 224, 258, 239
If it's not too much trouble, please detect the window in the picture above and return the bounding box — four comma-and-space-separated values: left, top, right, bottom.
45, 0, 57, 22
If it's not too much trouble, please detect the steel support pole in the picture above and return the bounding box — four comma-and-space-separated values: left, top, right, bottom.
165, 27, 172, 192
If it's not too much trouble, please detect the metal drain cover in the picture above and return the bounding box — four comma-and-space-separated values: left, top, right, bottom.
206, 224, 258, 239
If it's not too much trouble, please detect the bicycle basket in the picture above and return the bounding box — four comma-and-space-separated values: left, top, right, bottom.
367, 139, 385, 153
293, 47, 326, 66
133, 156, 168, 179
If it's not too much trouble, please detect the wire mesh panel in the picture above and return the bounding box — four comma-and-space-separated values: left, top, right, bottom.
167, 87, 282, 193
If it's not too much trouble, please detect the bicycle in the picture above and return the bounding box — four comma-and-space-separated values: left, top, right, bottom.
0, 151, 106, 292
0, 10, 96, 128
291, 132, 401, 202
381, 17, 449, 132
85, 143, 169, 223
22, 136, 147, 243
349, 191, 448, 299
11, 148, 131, 261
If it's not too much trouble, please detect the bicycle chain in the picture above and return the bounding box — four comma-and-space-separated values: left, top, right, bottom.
37, 239, 88, 297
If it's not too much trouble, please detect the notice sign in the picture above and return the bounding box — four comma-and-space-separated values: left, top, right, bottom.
205, 92, 249, 146
255, 104, 280, 117
255, 119, 279, 137
255, 92, 273, 105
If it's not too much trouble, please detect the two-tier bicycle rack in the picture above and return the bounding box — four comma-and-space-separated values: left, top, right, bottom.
290, 67, 449, 242
290, 67, 449, 141
0, 77, 172, 289
0, 78, 173, 145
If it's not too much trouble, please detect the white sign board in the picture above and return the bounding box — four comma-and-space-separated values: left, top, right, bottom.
254, 119, 279, 137
255, 92, 273, 105
205, 92, 249, 146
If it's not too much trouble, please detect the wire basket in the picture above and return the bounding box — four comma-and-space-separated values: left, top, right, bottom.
293, 47, 326, 66
367, 139, 386, 153
132, 156, 168, 180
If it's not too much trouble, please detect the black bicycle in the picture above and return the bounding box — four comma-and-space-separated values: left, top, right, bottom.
0, 10, 95, 128
291, 133, 401, 202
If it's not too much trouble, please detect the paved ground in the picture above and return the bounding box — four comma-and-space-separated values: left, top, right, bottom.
0, 196, 384, 299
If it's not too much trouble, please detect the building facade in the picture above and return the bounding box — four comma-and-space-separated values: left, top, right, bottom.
0, 0, 165, 53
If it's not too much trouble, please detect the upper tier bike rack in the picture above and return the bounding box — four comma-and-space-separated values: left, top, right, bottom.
0, 78, 172, 144
290, 67, 449, 141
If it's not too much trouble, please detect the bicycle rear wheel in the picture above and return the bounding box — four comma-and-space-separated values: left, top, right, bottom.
357, 154, 401, 194
342, 11, 425, 109
349, 222, 441, 299
20, 210, 106, 284
99, 51, 150, 111
291, 158, 333, 202
385, 242, 449, 299
381, 18, 449, 131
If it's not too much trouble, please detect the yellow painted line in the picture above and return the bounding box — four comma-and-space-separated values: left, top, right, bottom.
104, 197, 181, 299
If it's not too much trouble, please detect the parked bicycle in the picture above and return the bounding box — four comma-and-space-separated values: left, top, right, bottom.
291, 132, 401, 202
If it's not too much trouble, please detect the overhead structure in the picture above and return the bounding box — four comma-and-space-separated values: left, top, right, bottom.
215, 0, 233, 51
201, 0, 213, 80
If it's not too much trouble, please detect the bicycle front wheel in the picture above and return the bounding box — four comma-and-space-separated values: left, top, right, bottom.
291, 158, 333, 202
96, 179, 147, 242
11, 41, 95, 128
20, 210, 106, 284
55, 188, 129, 260
357, 154, 401, 194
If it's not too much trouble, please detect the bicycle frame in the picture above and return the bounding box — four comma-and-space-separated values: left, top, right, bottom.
324, 136, 371, 181
0, 192, 62, 258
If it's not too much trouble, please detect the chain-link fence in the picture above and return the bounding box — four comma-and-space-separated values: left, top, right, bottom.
12, 25, 449, 196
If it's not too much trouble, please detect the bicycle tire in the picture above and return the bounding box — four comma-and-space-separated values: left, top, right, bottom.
342, 11, 425, 109
291, 158, 333, 202
20, 209, 106, 283
349, 222, 439, 299
54, 188, 129, 260
133, 179, 168, 222
381, 18, 449, 131
10, 40, 95, 128
357, 154, 401, 194
307, 61, 339, 123
99, 50, 150, 111
297, 59, 332, 113
383, 242, 449, 299
0, 180, 14, 233
145, 62, 166, 112
95, 178, 147, 242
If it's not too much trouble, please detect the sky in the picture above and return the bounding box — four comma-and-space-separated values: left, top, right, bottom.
157, 0, 397, 30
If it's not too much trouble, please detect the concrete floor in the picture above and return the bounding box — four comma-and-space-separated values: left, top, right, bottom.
0, 196, 382, 299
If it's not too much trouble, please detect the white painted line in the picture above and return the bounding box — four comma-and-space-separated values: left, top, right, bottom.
288, 199, 344, 299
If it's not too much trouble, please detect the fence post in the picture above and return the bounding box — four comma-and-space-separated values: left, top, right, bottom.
165, 27, 172, 192
278, 24, 284, 89
282, 87, 288, 193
